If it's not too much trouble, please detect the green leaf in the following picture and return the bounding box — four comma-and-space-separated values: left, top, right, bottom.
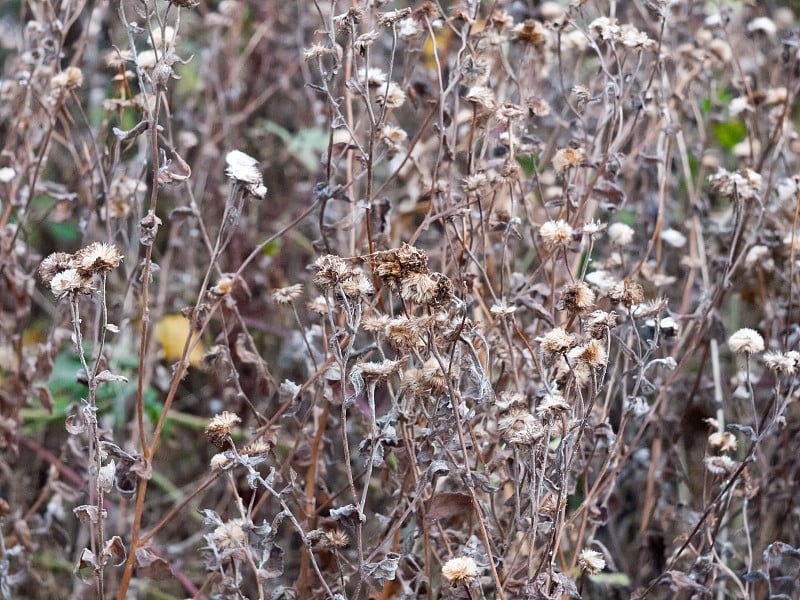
711, 120, 747, 150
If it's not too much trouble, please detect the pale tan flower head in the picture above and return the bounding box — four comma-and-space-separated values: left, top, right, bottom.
499, 408, 544, 445
211, 518, 248, 550
552, 146, 585, 173
204, 411, 241, 448
728, 328, 764, 354
578, 548, 606, 574
75, 242, 123, 274
708, 431, 738, 453
272, 284, 304, 305
539, 219, 574, 248
558, 282, 595, 314
225, 150, 262, 185
441, 556, 479, 585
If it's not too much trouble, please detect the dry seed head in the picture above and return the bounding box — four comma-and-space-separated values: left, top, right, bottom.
568, 339, 608, 371
307, 295, 330, 315
362, 313, 391, 333
211, 518, 248, 550
51, 66, 83, 90
584, 310, 617, 339
589, 16, 620, 41
375, 82, 406, 108
536, 389, 570, 418
204, 411, 241, 449
708, 168, 762, 202
552, 146, 585, 173
352, 358, 403, 382
704, 455, 737, 475
339, 270, 374, 299
607, 222, 635, 246
322, 529, 349, 549
374, 243, 428, 290
225, 150, 262, 185
210, 452, 233, 470
401, 271, 452, 306
499, 407, 544, 445
728, 328, 764, 354
312, 254, 353, 290
50, 268, 95, 298
558, 282, 595, 314
762, 351, 799, 375
75, 242, 123, 274
578, 549, 606, 575
538, 327, 576, 364
515, 19, 547, 46
211, 274, 236, 296
441, 556, 479, 585
272, 283, 304, 305
490, 302, 517, 318
386, 315, 430, 351
708, 431, 738, 453
609, 279, 644, 306
539, 219, 574, 248
241, 436, 273, 457
38, 251, 76, 284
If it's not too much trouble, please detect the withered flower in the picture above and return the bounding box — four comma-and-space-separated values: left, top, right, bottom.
441, 556, 479, 585
558, 282, 595, 314
608, 279, 644, 307
204, 411, 241, 449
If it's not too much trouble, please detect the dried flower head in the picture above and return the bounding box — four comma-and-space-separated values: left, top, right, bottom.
75, 242, 123, 274
210, 452, 233, 470
241, 436, 273, 457
351, 358, 403, 384
322, 529, 349, 549
373, 243, 429, 290
568, 339, 608, 371
536, 388, 570, 418
515, 19, 548, 46
607, 222, 635, 246
51, 66, 83, 91
578, 548, 606, 574
272, 284, 304, 305
225, 150, 266, 198
762, 351, 799, 375
608, 279, 644, 306
704, 455, 737, 475
499, 407, 544, 445
441, 556, 479, 585
539, 219, 574, 248
708, 168, 762, 202
401, 271, 453, 306
210, 518, 248, 550
339, 271, 374, 299
552, 146, 585, 173
584, 310, 617, 339
38, 252, 77, 284
375, 81, 406, 108
49, 268, 95, 299
708, 431, 738, 453
204, 411, 241, 448
728, 328, 764, 354
538, 327, 576, 365
401, 357, 448, 398
312, 254, 354, 290
558, 282, 595, 314
386, 315, 431, 351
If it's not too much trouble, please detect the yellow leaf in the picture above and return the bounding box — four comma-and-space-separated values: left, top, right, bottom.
153, 314, 205, 367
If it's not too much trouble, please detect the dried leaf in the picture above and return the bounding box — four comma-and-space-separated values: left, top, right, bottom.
102, 536, 127, 567
362, 552, 401, 583
134, 546, 173, 580
74, 505, 106, 523
95, 370, 129, 384
74, 548, 97, 584
426, 492, 472, 521
33, 383, 53, 414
